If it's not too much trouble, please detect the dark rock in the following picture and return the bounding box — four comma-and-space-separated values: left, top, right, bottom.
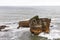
17, 15, 51, 35
0, 25, 9, 31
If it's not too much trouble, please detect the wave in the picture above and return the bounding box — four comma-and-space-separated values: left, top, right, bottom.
0, 18, 60, 40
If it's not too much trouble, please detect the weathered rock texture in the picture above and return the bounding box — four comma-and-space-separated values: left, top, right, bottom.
17, 15, 51, 35
17, 21, 29, 29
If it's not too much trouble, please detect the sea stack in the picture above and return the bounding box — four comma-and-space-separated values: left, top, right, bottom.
29, 15, 51, 35
17, 15, 51, 35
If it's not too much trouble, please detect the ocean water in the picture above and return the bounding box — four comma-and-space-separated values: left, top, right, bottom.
0, 6, 60, 40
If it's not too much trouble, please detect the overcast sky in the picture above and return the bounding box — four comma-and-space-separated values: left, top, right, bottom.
0, 0, 60, 6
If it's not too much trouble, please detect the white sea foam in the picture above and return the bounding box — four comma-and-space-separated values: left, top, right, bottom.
7, 24, 60, 40
0, 18, 60, 40
38, 24, 60, 39
16, 26, 60, 40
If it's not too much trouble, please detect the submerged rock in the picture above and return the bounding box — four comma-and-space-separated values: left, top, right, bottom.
0, 25, 9, 31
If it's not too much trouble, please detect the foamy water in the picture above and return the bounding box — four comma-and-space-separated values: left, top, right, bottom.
0, 18, 59, 40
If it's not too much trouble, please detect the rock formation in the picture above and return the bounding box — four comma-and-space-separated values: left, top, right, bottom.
17, 15, 51, 35
17, 20, 29, 29
0, 25, 9, 31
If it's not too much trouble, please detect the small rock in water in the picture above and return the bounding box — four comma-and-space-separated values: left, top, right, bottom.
0, 25, 9, 31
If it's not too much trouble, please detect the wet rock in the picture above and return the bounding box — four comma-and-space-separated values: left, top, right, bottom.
17, 20, 29, 29
17, 15, 51, 35
0, 25, 9, 31
29, 15, 42, 35
17, 15, 39, 29
40, 18, 51, 33
50, 25, 53, 27
29, 15, 51, 35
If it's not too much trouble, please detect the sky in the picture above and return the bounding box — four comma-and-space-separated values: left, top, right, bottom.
0, 0, 60, 6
